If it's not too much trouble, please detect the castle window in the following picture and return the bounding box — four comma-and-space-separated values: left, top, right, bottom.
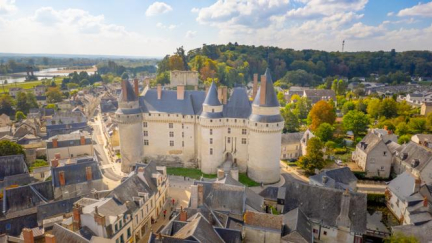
227, 137, 231, 143
228, 128, 231, 134
144, 131, 148, 136
235, 119, 237, 122
168, 114, 170, 117
149, 114, 151, 116
242, 138, 247, 144
212, 109, 214, 113
210, 148, 213, 155
169, 123, 173, 128
210, 138, 213, 144
144, 140, 149, 146
210, 120, 213, 123
182, 123, 184, 129
266, 124, 269, 127
210, 129, 213, 135
182, 132, 184, 138
169, 131, 174, 137
170, 141, 174, 146
143, 122, 147, 128
242, 129, 247, 135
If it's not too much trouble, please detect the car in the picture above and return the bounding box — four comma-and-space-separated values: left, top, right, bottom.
335, 160, 343, 166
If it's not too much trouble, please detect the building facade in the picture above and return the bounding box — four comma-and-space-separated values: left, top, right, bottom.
116, 69, 283, 183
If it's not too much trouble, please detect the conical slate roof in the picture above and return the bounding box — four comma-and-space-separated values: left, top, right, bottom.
252, 68, 280, 107
119, 80, 137, 102
203, 82, 221, 106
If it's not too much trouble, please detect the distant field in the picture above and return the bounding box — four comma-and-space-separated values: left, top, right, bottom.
0, 78, 63, 94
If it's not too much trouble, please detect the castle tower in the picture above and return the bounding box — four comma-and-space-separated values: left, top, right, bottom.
199, 82, 224, 174
115, 79, 143, 173
247, 69, 284, 184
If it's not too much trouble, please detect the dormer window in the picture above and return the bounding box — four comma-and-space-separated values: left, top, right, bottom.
212, 109, 214, 113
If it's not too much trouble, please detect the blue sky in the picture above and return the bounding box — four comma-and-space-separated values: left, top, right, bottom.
0, 0, 431, 57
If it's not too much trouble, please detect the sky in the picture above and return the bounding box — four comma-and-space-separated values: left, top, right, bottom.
0, 0, 431, 57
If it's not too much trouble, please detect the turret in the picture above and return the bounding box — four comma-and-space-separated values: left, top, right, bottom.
116, 79, 144, 173
247, 69, 283, 184
199, 82, 224, 174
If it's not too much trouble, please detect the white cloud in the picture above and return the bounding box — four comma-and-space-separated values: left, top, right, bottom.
145, 2, 173, 17
387, 12, 394, 17
156, 22, 176, 29
0, 0, 17, 15
191, 7, 199, 13
397, 2, 432, 17
185, 30, 197, 38
286, 0, 368, 18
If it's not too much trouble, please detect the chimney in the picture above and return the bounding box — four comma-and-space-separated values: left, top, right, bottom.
121, 80, 128, 101
218, 86, 223, 103
52, 138, 58, 148
157, 84, 162, 100
198, 184, 204, 206
94, 206, 106, 226
260, 75, 267, 105
55, 153, 61, 159
73, 204, 82, 231
86, 166, 92, 181
22, 228, 34, 243
45, 234, 56, 243
134, 79, 139, 96
59, 171, 65, 186
414, 177, 421, 192
222, 86, 228, 105
424, 196, 429, 207
80, 135, 86, 145
177, 85, 185, 100
51, 159, 59, 168
336, 189, 351, 228
253, 74, 258, 100
179, 206, 188, 221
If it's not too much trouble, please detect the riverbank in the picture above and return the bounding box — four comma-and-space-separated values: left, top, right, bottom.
0, 78, 63, 94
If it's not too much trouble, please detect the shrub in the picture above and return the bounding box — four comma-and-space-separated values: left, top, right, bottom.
333, 147, 347, 154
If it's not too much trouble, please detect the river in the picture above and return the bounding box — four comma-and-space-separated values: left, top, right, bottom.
0, 67, 96, 84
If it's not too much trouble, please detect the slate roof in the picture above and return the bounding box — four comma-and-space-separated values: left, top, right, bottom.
413, 134, 432, 143
258, 186, 279, 201
282, 208, 312, 243
281, 132, 304, 145
392, 221, 432, 243
357, 132, 383, 153
37, 197, 80, 224
52, 223, 90, 243
252, 68, 280, 108
304, 89, 336, 102
203, 82, 222, 106
46, 131, 92, 148
396, 142, 432, 172
0, 155, 28, 181
244, 211, 282, 231
119, 80, 137, 102
309, 167, 357, 191
223, 88, 251, 119
172, 213, 224, 243
283, 180, 367, 234
51, 159, 102, 188
388, 171, 417, 201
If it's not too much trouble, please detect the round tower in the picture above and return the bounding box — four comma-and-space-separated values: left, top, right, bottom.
247, 69, 284, 184
199, 82, 224, 174
115, 79, 144, 173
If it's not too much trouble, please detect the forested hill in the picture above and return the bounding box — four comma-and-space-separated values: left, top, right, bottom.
156, 44, 432, 88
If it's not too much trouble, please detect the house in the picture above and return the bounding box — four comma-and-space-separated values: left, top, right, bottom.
309, 167, 358, 192
33, 85, 46, 96
352, 132, 392, 178
0, 114, 11, 127
281, 208, 312, 243
392, 221, 432, 243
46, 110, 88, 138
17, 134, 46, 163
303, 89, 336, 104
283, 179, 367, 243
46, 131, 93, 161
99, 94, 118, 114
421, 102, 432, 116
301, 129, 315, 156
392, 142, 432, 184
386, 171, 432, 225
259, 186, 286, 213
243, 211, 284, 243
411, 134, 432, 149
370, 128, 398, 143
281, 132, 303, 161
0, 154, 28, 182
13, 119, 40, 138
50, 157, 103, 200
0, 126, 11, 138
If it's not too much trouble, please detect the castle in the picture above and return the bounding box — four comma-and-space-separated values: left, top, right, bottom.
115, 69, 284, 183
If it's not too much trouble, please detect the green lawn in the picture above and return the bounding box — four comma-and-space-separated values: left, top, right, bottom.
0, 77, 63, 93
239, 173, 260, 187
29, 159, 49, 172
166, 167, 217, 180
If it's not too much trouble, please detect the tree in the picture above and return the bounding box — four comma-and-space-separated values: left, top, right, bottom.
293, 97, 311, 120
15, 111, 26, 121
385, 232, 419, 243
308, 100, 336, 130
0, 94, 14, 115
298, 137, 325, 174
408, 118, 427, 134
169, 55, 185, 71
277, 92, 286, 107
121, 72, 129, 80
396, 122, 410, 136
342, 110, 370, 140
315, 123, 334, 142
398, 135, 411, 144
0, 140, 25, 159
46, 87, 63, 103
341, 101, 355, 115
367, 99, 381, 118
80, 79, 89, 86
16, 92, 38, 114
281, 109, 299, 133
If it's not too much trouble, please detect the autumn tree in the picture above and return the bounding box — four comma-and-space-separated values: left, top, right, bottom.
46, 87, 63, 103
308, 100, 336, 130
385, 232, 419, 243
169, 55, 185, 71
